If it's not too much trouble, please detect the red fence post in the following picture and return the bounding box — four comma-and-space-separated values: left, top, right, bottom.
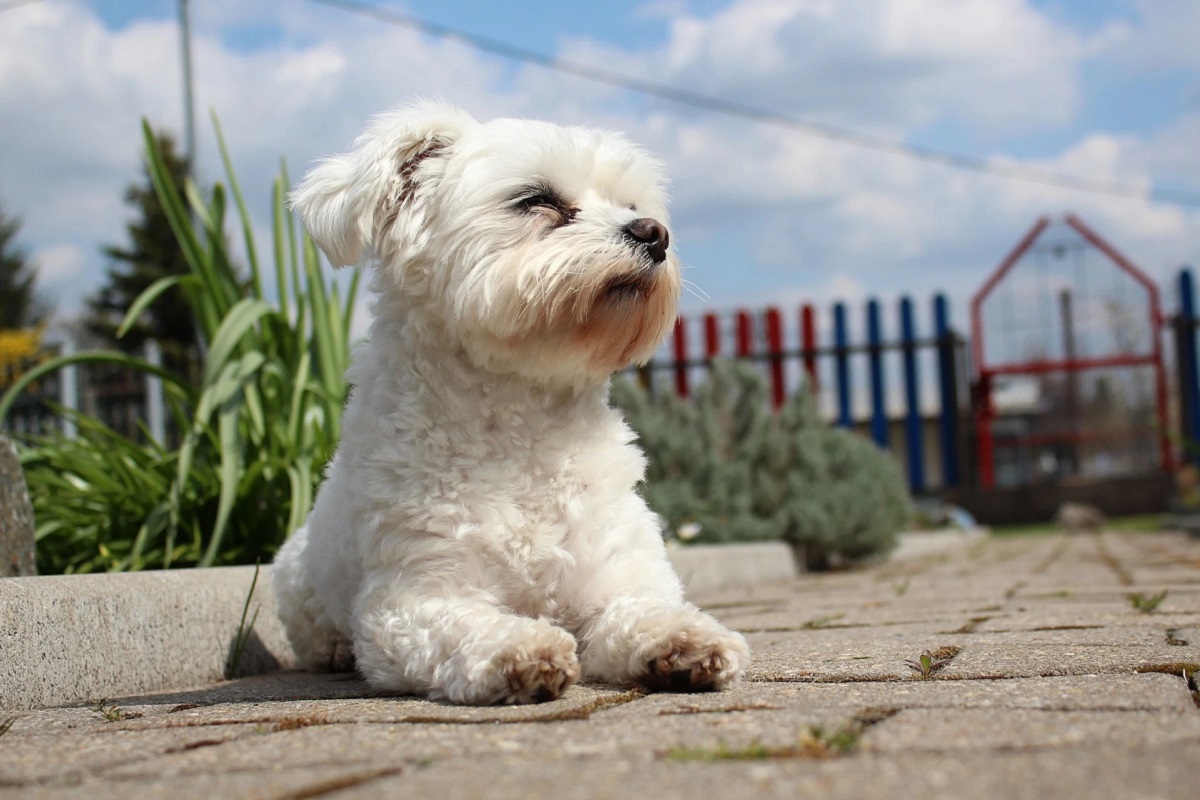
704, 313, 720, 359
765, 307, 785, 409
736, 311, 753, 357
801, 304, 818, 393
673, 317, 689, 398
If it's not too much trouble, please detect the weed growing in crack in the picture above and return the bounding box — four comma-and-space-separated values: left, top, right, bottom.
1127, 590, 1168, 614
662, 708, 896, 762
93, 699, 125, 722
802, 614, 844, 630
0, 717, 16, 737
904, 649, 955, 680
800, 722, 863, 757
893, 578, 911, 597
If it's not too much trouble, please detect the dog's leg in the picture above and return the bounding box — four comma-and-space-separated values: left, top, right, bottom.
566, 510, 750, 691
353, 588, 580, 705
577, 588, 749, 691
272, 527, 354, 671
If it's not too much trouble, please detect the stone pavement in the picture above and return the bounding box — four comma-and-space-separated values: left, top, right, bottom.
2, 530, 1198, 799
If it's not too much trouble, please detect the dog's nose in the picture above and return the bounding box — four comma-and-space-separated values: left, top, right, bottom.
623, 217, 670, 264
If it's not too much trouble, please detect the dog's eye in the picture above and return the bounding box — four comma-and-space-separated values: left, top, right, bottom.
519, 193, 563, 212
514, 190, 578, 226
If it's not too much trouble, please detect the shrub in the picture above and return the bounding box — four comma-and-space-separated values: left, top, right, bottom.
612, 359, 910, 568
0, 119, 358, 573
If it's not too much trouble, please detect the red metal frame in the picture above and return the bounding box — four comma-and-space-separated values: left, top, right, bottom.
969, 215, 1173, 488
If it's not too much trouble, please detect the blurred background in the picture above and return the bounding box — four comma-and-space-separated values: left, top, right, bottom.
2, 1, 1200, 561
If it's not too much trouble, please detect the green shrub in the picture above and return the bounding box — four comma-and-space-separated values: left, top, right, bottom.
612, 359, 910, 568
776, 388, 910, 569
0, 119, 358, 573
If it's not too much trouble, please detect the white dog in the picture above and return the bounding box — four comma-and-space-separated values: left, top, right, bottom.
272, 103, 749, 705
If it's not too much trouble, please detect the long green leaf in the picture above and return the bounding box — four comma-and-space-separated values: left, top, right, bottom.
0, 351, 190, 423
202, 299, 273, 386
212, 112, 263, 299
116, 275, 190, 339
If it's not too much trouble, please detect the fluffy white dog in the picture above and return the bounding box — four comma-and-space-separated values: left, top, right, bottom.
272, 103, 749, 705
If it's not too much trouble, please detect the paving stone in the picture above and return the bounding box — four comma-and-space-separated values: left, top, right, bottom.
941, 643, 1198, 679
743, 626, 968, 682
320, 744, 1200, 800
864, 706, 1200, 752
0, 724, 265, 784
6, 531, 1200, 800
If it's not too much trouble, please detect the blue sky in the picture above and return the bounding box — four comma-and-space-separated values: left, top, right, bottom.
2, 0, 1198, 354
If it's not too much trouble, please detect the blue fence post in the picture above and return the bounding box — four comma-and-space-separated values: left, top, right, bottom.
934, 294, 960, 487
834, 302, 851, 428
900, 297, 925, 493
867, 299, 887, 446
1177, 270, 1200, 463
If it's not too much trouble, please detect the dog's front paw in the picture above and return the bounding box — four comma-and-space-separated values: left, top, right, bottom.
493, 628, 581, 705
638, 621, 749, 692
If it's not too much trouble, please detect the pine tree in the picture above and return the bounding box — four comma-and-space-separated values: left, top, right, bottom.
0, 203, 47, 329
87, 132, 198, 354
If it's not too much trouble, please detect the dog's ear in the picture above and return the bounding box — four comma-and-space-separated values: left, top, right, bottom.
291, 103, 476, 267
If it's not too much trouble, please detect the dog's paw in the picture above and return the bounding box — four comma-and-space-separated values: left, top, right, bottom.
637, 619, 749, 692
494, 628, 581, 705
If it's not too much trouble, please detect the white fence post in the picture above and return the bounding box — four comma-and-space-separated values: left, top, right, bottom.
144, 340, 165, 445
59, 339, 77, 440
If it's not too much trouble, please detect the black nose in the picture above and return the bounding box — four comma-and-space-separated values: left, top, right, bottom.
623, 217, 670, 264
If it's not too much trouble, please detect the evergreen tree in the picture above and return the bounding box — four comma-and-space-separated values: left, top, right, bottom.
88, 132, 198, 354
0, 203, 47, 329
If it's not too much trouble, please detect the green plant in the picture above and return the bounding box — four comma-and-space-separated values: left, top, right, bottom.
93, 699, 124, 722
904, 648, 955, 680
611, 359, 910, 567
225, 562, 262, 678
1128, 590, 1169, 614
0, 117, 358, 573
610, 361, 782, 544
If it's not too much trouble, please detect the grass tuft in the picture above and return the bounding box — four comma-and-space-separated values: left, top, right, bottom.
1127, 590, 1169, 614
225, 561, 262, 679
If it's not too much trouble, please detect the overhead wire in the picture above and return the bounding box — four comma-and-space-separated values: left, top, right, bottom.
309, 0, 1200, 208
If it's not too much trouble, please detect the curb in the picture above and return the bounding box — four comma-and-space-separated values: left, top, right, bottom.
1, 566, 295, 711
1, 534, 974, 711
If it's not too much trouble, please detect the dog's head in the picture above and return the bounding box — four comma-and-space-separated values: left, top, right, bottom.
292, 102, 682, 387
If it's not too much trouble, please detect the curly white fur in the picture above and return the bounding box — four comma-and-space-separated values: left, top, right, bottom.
272, 102, 749, 705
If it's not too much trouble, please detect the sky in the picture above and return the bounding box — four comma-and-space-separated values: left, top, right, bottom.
1, 0, 1199, 351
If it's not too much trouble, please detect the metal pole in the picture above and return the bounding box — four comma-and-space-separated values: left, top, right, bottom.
178, 0, 196, 174
144, 340, 166, 445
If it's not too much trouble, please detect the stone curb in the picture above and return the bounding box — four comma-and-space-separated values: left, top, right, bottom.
0, 533, 975, 711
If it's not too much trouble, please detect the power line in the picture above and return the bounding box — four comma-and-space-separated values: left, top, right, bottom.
309, 0, 1200, 208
